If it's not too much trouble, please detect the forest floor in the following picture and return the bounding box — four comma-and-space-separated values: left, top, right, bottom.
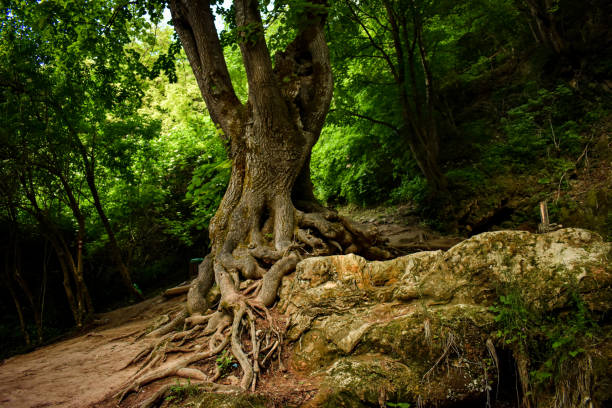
0, 210, 462, 408
0, 295, 185, 408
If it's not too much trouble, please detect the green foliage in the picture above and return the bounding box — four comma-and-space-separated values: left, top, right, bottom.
237, 22, 264, 46
445, 168, 487, 195
390, 176, 428, 205
490, 291, 533, 349
216, 349, 235, 374
386, 402, 411, 408
185, 158, 231, 235
1, 0, 610, 357
490, 287, 600, 389
491, 84, 585, 170
533, 293, 598, 384
311, 124, 409, 206
165, 378, 200, 403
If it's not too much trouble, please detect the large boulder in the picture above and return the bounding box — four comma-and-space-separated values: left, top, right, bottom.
277, 229, 612, 407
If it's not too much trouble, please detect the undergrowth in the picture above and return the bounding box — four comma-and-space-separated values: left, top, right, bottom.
216, 349, 235, 375
490, 284, 602, 405
165, 378, 200, 403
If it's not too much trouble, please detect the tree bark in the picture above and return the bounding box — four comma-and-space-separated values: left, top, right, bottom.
11, 248, 43, 343
79, 139, 143, 300
3, 251, 31, 345
347, 0, 447, 194
20, 174, 92, 326
54, 171, 94, 319
168, 0, 335, 311
396, 0, 446, 193
4, 206, 44, 343
520, 0, 566, 55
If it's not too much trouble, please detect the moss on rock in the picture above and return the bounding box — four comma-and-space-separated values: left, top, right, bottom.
280, 228, 611, 407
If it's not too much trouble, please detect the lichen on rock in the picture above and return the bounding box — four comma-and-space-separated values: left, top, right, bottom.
279, 228, 611, 407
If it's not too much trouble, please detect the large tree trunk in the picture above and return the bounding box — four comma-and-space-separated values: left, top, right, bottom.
169, 0, 335, 313
118, 0, 390, 397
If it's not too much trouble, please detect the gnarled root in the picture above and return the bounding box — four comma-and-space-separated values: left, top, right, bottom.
117, 320, 231, 402
116, 205, 390, 406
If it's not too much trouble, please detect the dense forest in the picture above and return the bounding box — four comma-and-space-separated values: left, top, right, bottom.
0, 0, 610, 406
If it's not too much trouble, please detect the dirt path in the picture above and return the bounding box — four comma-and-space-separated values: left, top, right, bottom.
340, 204, 463, 253
0, 296, 184, 408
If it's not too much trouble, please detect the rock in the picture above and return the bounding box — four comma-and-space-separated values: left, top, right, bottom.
278, 228, 612, 407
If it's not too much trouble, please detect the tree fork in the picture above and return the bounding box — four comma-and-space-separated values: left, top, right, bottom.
118, 0, 391, 400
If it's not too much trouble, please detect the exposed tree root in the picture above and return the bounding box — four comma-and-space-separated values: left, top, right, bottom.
117, 205, 390, 407
162, 285, 191, 298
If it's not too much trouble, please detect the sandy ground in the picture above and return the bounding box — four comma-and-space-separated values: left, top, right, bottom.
0, 295, 185, 408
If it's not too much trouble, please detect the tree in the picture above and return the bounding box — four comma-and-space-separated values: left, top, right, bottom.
514, 0, 611, 65
118, 0, 390, 398
329, 0, 448, 194
0, 0, 169, 303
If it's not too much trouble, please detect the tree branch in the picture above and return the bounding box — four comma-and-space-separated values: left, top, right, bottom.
330, 108, 399, 132
279, 1, 333, 136
346, 0, 399, 82
234, 0, 287, 118
169, 0, 244, 139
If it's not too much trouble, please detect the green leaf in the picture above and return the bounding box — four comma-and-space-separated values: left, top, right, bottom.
569, 348, 585, 357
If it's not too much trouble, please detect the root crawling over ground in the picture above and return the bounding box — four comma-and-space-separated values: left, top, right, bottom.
117, 206, 391, 406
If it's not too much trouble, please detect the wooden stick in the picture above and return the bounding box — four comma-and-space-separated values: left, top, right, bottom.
539, 201, 550, 233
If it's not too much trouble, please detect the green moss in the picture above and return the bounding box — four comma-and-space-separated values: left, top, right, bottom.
180, 392, 268, 408
292, 328, 339, 371
320, 356, 420, 407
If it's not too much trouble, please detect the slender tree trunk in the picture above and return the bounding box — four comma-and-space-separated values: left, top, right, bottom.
52, 100, 141, 299
54, 243, 82, 326
55, 172, 94, 319
20, 175, 91, 326
46, 227, 90, 326
11, 247, 43, 343
5, 208, 43, 342
400, 125, 446, 192
74, 226, 94, 317
3, 251, 31, 345
73, 132, 142, 299
383, 0, 447, 194
519, 0, 566, 54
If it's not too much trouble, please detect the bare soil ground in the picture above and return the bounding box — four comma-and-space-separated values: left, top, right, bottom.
0, 211, 459, 408
339, 204, 464, 253
0, 295, 184, 408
